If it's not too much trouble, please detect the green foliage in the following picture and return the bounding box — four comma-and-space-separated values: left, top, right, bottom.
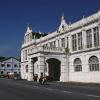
0, 56, 6, 61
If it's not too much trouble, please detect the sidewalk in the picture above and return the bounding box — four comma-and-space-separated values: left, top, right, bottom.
8, 78, 100, 89
48, 81, 100, 88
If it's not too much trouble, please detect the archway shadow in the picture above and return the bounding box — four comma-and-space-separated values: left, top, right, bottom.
46, 58, 61, 81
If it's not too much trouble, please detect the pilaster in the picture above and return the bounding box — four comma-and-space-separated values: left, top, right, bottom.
98, 16, 100, 46
20, 64, 25, 79
68, 34, 72, 52
27, 58, 33, 81
55, 37, 58, 47
59, 38, 61, 48
82, 28, 86, 49
37, 55, 46, 77
60, 55, 69, 82
65, 35, 67, 48
91, 28, 94, 48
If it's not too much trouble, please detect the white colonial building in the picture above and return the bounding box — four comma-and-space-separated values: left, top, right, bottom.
21, 10, 100, 83
0, 57, 21, 75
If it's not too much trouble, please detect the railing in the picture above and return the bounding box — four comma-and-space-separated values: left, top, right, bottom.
29, 46, 65, 54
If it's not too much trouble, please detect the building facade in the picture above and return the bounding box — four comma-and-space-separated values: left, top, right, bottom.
21, 10, 100, 83
0, 57, 21, 75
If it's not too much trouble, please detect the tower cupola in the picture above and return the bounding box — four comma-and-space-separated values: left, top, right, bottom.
24, 25, 33, 44
57, 14, 69, 33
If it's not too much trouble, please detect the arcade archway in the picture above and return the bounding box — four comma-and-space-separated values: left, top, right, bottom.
46, 58, 61, 81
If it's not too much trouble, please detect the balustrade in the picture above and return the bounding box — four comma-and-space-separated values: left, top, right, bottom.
29, 46, 64, 54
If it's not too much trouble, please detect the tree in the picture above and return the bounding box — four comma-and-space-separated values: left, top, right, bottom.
0, 56, 6, 61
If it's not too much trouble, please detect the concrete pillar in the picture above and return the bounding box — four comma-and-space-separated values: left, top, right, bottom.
82, 28, 86, 49
45, 62, 49, 76
56, 38, 59, 47
60, 55, 69, 82
65, 35, 67, 48
76, 33, 78, 50
27, 58, 33, 81
38, 55, 46, 77
21, 64, 25, 79
68, 34, 72, 52
59, 38, 61, 48
98, 18, 100, 46
91, 28, 94, 48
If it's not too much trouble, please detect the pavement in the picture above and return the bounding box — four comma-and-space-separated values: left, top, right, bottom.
0, 78, 100, 100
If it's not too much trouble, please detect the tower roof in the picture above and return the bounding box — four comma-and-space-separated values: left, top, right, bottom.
26, 25, 32, 33
60, 14, 68, 26
58, 14, 69, 32
61, 13, 64, 21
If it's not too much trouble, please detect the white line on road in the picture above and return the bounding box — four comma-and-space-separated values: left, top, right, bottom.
44, 88, 72, 94
45, 88, 53, 91
33, 86, 39, 88
14, 82, 100, 98
62, 91, 72, 94
87, 94, 100, 98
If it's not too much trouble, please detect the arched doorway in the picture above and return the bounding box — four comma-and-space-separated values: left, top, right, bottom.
46, 58, 61, 81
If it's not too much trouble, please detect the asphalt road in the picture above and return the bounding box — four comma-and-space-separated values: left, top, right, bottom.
0, 79, 100, 100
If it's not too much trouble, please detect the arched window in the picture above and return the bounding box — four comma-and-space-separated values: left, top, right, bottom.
7, 64, 11, 67
26, 65, 28, 73
74, 58, 82, 72
88, 56, 99, 71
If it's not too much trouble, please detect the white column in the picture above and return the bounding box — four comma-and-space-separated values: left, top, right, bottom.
65, 35, 67, 48
98, 19, 100, 46
91, 28, 94, 48
56, 38, 59, 47
59, 38, 61, 48
27, 58, 33, 81
60, 55, 69, 82
46, 62, 49, 76
82, 28, 86, 49
20, 64, 25, 79
38, 55, 46, 77
68, 34, 72, 52
76, 33, 78, 50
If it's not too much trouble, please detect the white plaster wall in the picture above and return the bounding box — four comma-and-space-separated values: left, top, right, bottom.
21, 11, 100, 82
0, 58, 20, 75
69, 50, 100, 83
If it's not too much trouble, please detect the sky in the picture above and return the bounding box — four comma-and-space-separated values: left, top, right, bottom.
0, 0, 100, 58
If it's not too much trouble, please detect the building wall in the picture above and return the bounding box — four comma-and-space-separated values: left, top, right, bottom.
0, 58, 20, 75
69, 50, 100, 83
21, 10, 100, 83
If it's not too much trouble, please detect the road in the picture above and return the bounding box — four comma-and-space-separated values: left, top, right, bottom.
0, 79, 100, 100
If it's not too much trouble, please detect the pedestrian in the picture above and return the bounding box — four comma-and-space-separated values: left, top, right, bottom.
42, 77, 47, 85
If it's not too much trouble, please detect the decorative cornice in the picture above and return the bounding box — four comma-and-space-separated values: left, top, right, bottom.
70, 47, 100, 55
22, 11, 100, 49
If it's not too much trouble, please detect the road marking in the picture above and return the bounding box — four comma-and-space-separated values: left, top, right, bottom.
87, 94, 100, 98
10, 81, 100, 98
44, 88, 72, 94
24, 84, 31, 87
45, 88, 53, 91
33, 86, 39, 88
62, 91, 72, 94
